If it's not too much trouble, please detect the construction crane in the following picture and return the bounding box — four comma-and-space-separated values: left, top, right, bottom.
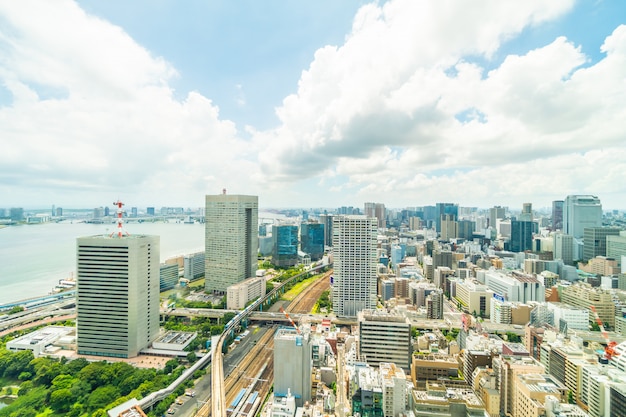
590, 305, 619, 360
279, 307, 301, 334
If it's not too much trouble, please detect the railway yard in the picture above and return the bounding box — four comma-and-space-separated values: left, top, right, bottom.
193, 270, 331, 417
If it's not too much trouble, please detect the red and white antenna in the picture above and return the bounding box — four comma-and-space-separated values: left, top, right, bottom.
111, 199, 129, 238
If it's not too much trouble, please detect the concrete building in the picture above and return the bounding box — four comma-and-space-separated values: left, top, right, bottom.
159, 263, 179, 291
426, 289, 444, 320
564, 195, 602, 239
183, 251, 205, 281
358, 309, 412, 371
561, 283, 615, 327
379, 363, 408, 417
411, 353, 459, 388
492, 355, 545, 416
455, 279, 493, 318
76, 233, 160, 358
607, 232, 626, 267
578, 256, 620, 276
411, 382, 485, 417
440, 214, 457, 241
274, 328, 312, 407
6, 326, 75, 357
205, 194, 258, 294
364, 202, 386, 229
319, 214, 334, 247
514, 374, 567, 417
226, 275, 266, 310
547, 302, 590, 331
332, 215, 377, 317
272, 224, 299, 268
483, 270, 545, 303
554, 233, 575, 265
583, 227, 621, 262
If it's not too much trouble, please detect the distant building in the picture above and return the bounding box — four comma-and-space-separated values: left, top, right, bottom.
159, 263, 179, 291
76, 233, 160, 358
300, 222, 324, 261
583, 227, 621, 261
183, 251, 205, 281
272, 224, 299, 268
553, 233, 575, 265
205, 194, 258, 294
564, 195, 602, 239
10, 207, 24, 221
552, 200, 564, 231
509, 220, 534, 253
319, 214, 334, 247
146, 207, 155, 216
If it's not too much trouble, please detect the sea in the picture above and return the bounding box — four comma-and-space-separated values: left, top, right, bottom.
0, 212, 289, 306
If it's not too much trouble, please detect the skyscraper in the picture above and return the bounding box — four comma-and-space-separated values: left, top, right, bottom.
76, 233, 160, 358
583, 227, 620, 262
332, 215, 377, 317
205, 193, 258, 293
319, 213, 334, 247
300, 222, 324, 261
563, 195, 602, 239
489, 206, 506, 229
364, 202, 386, 229
272, 224, 299, 267
510, 220, 534, 253
552, 200, 564, 231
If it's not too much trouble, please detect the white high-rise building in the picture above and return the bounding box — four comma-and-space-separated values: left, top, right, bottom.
205, 193, 258, 293
76, 234, 160, 358
332, 215, 377, 317
563, 195, 602, 239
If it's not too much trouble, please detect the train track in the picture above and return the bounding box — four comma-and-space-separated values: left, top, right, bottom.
194, 269, 332, 417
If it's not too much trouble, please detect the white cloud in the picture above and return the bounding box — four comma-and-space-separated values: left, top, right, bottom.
254, 0, 626, 208
0, 0, 257, 207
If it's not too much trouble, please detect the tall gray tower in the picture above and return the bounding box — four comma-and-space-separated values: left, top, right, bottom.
332, 215, 377, 317
205, 193, 258, 293
76, 233, 160, 358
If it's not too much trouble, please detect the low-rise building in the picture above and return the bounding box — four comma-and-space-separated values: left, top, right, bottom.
227, 275, 266, 310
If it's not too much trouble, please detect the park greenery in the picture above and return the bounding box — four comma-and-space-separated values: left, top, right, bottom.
0, 348, 199, 417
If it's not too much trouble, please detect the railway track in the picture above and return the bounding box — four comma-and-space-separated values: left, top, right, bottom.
194, 269, 332, 417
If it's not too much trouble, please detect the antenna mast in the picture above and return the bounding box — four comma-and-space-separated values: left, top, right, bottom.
111, 200, 129, 238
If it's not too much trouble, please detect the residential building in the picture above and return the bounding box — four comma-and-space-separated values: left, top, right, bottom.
332, 215, 377, 317
76, 233, 159, 358
205, 193, 258, 294
514, 374, 567, 417
364, 202, 386, 229
380, 363, 408, 417
560, 283, 615, 327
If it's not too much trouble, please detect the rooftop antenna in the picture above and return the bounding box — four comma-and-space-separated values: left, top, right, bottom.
110, 199, 129, 238
222, 188, 227, 195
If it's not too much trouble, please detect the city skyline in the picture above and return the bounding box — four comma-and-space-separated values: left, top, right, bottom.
1, 1, 626, 209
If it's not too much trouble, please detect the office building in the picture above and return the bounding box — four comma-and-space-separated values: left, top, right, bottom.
332, 215, 377, 317
492, 355, 545, 416
183, 251, 205, 281
364, 202, 386, 229
520, 203, 533, 222
509, 220, 534, 252
583, 227, 621, 262
358, 310, 412, 370
552, 200, 564, 231
319, 214, 334, 247
205, 194, 258, 294
272, 224, 299, 268
300, 222, 324, 261
457, 219, 476, 240
554, 233, 575, 265
274, 328, 312, 407
76, 233, 160, 358
607, 232, 626, 266
440, 214, 457, 241
435, 203, 458, 233
563, 195, 602, 239
514, 374, 567, 417
159, 263, 178, 291
489, 206, 506, 229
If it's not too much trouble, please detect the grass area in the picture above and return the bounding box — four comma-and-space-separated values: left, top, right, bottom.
160, 279, 205, 300
280, 274, 321, 301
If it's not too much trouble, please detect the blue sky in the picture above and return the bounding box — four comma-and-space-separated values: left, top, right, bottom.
1, 0, 626, 211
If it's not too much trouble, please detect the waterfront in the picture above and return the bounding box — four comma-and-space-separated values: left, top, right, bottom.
0, 221, 205, 305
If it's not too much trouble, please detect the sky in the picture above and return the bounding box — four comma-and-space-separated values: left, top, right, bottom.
1, 0, 626, 211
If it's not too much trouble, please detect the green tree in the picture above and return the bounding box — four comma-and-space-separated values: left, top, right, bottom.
50, 388, 74, 413
187, 352, 198, 364
87, 385, 120, 411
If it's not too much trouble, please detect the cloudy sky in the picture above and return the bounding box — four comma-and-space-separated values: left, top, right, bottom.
1, 0, 625, 211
